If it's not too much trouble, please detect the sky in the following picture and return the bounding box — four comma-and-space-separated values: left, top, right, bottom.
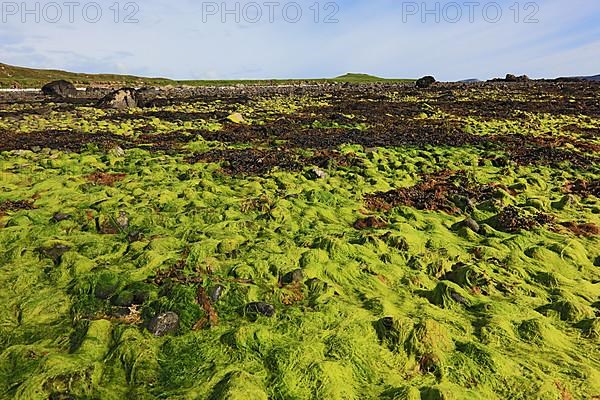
1, 0, 599, 81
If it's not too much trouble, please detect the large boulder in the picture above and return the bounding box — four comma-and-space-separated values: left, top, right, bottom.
41, 80, 77, 98
97, 88, 138, 109
416, 76, 436, 89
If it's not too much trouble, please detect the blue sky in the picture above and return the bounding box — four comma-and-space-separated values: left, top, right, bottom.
1, 0, 599, 80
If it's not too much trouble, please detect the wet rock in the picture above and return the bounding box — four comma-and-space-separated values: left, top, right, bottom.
463, 218, 480, 233
42, 80, 77, 98
98, 88, 138, 109
416, 76, 436, 89
51, 213, 72, 223
245, 302, 275, 317
208, 284, 225, 303
281, 269, 304, 285
147, 312, 179, 336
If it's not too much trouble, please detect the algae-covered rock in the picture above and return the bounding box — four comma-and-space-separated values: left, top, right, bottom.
374, 316, 413, 353
209, 371, 268, 400
226, 112, 246, 124
425, 281, 473, 308
405, 319, 454, 376
94, 272, 120, 300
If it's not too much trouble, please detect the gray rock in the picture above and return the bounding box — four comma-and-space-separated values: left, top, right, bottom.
52, 213, 72, 223
148, 312, 179, 336
463, 218, 480, 233
98, 88, 138, 109
42, 80, 77, 98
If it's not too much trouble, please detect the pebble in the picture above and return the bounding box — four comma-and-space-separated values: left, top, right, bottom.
208, 285, 225, 303
52, 213, 72, 223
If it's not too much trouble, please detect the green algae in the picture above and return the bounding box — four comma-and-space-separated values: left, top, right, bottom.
1, 87, 600, 399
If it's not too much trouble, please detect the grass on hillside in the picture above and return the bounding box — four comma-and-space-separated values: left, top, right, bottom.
0, 63, 415, 89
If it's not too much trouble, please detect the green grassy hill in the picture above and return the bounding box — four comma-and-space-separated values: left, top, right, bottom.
0, 63, 173, 88
0, 63, 414, 88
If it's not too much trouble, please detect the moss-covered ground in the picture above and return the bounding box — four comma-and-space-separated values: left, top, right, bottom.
0, 83, 599, 399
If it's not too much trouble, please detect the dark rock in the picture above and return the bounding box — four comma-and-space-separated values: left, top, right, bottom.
97, 88, 139, 109
505, 74, 530, 82
208, 284, 225, 303
451, 292, 467, 304
147, 312, 179, 336
463, 218, 480, 233
51, 213, 72, 223
245, 302, 275, 317
42, 80, 77, 98
281, 269, 304, 285
415, 76, 436, 89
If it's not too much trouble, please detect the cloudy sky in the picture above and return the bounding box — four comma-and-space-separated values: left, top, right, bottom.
1, 0, 599, 80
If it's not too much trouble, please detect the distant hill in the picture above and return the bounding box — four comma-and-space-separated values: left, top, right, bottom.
333, 73, 414, 83
0, 63, 415, 88
581, 74, 600, 81
0, 62, 173, 88
459, 78, 482, 83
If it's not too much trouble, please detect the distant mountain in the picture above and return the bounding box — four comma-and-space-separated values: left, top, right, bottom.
458, 78, 482, 83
